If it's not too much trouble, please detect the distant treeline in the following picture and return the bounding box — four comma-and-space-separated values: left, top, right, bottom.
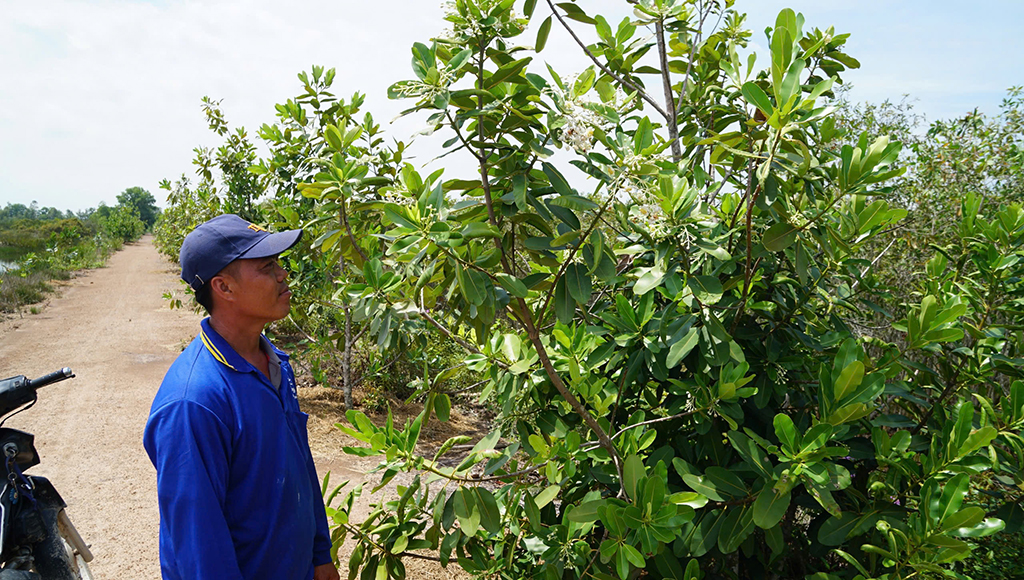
0, 202, 80, 225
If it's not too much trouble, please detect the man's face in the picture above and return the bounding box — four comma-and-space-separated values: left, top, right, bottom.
218, 255, 292, 323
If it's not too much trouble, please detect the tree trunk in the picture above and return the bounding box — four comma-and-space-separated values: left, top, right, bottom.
339, 208, 354, 409
343, 303, 353, 410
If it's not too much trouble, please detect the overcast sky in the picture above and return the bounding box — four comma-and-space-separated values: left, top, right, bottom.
1, 1, 1021, 212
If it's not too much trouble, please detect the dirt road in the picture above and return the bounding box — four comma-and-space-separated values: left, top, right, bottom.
0, 237, 199, 577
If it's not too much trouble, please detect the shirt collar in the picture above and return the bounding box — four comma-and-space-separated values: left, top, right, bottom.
199, 318, 289, 373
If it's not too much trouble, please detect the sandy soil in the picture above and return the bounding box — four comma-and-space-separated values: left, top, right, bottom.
0, 237, 469, 579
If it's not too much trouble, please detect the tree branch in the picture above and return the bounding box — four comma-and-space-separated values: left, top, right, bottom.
655, 17, 681, 162
544, 0, 669, 121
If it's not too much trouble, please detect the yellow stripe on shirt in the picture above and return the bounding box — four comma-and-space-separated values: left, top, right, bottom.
200, 329, 237, 371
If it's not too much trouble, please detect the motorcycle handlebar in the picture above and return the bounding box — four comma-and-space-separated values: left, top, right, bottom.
28, 368, 74, 389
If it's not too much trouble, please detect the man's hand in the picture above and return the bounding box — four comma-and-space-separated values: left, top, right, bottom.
313, 563, 340, 580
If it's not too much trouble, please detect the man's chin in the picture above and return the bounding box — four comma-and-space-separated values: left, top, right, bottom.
272, 298, 292, 321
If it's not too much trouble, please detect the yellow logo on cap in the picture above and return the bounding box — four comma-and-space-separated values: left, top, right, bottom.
247, 223, 267, 232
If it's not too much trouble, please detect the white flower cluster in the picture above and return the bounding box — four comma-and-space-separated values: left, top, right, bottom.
548, 80, 641, 156
610, 177, 651, 204
379, 183, 411, 206
789, 212, 810, 229
629, 201, 674, 242
391, 67, 456, 102
559, 101, 600, 154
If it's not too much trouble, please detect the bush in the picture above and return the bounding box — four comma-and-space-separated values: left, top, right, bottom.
98, 205, 145, 243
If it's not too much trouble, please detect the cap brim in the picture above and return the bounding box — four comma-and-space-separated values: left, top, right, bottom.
237, 228, 303, 260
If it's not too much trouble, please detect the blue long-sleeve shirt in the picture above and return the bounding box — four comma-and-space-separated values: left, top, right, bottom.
144, 318, 332, 580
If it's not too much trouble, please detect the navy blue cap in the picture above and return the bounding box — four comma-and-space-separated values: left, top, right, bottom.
179, 214, 302, 290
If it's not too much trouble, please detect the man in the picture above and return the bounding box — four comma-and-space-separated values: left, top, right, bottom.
144, 214, 340, 580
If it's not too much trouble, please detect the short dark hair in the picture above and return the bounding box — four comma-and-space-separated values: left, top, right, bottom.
194, 283, 214, 314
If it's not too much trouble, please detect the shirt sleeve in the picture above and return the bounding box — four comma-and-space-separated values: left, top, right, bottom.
144, 400, 245, 580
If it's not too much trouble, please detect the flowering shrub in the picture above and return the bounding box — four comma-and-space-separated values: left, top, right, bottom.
307, 2, 1024, 579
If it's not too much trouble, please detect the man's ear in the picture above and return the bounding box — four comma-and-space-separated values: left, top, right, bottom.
209, 274, 235, 305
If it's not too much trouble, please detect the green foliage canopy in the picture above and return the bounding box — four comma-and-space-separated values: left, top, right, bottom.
116, 186, 160, 229
157, 1, 1024, 578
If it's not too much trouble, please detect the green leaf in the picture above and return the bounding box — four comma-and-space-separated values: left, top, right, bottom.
461, 222, 501, 239
717, 507, 754, 554
556, 1, 595, 24
634, 265, 666, 296
833, 361, 865, 402
741, 82, 774, 116
565, 263, 592, 305
494, 273, 529, 298
454, 487, 480, 536
818, 512, 858, 546
752, 489, 791, 529
773, 414, 799, 454
931, 474, 969, 525
941, 507, 985, 532
623, 455, 646, 500
390, 534, 409, 555
456, 264, 489, 306
620, 543, 645, 568
324, 124, 344, 150
384, 203, 419, 230
684, 559, 700, 580
777, 58, 806, 109
573, 67, 596, 97
957, 426, 997, 459
542, 162, 573, 196
535, 485, 559, 508
687, 275, 723, 304
536, 16, 552, 52
687, 510, 725, 557
554, 276, 575, 324
511, 174, 528, 210
486, 57, 532, 88
551, 230, 580, 247
473, 488, 501, 534
727, 431, 773, 479
633, 117, 653, 154
666, 327, 699, 369
704, 466, 747, 498
954, 517, 1006, 538
567, 500, 605, 523
435, 393, 451, 422
763, 222, 799, 251
549, 194, 599, 211
447, 47, 474, 71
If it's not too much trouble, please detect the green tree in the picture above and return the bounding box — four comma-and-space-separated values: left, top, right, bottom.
116, 186, 160, 228
99, 204, 145, 243
196, 97, 264, 223
153, 176, 221, 260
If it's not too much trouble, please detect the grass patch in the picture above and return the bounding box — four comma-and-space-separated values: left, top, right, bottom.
0, 270, 55, 312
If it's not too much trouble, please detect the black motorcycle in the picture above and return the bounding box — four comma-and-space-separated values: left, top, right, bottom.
0, 369, 93, 580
